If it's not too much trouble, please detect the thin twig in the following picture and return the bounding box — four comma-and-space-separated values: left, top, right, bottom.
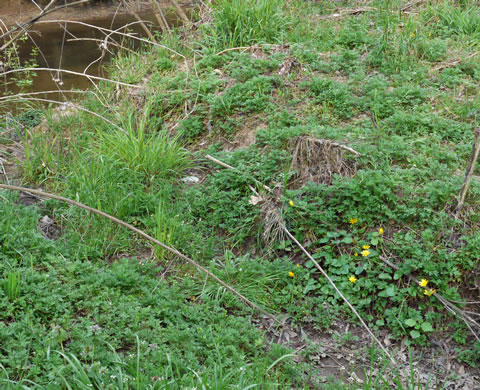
206, 155, 395, 364
0, 67, 140, 89
205, 154, 274, 194
0, 98, 126, 134
0, 184, 279, 324
282, 226, 395, 364
0, 0, 89, 50
169, 0, 190, 23
455, 128, 480, 218
121, 0, 156, 41
379, 256, 480, 342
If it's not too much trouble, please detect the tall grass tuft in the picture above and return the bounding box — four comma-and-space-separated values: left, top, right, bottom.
209, 0, 288, 48
97, 102, 191, 181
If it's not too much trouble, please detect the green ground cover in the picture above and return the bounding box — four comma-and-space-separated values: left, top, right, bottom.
2, 0, 480, 388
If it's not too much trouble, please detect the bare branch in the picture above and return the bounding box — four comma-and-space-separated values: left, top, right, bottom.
0, 183, 280, 324
0, 67, 140, 89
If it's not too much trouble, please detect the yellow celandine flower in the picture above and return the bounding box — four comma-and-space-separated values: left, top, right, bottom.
349, 218, 358, 224
296, 264, 300, 268
379, 227, 384, 235
289, 200, 294, 207
362, 245, 370, 250
419, 279, 428, 287
288, 271, 294, 278
354, 253, 358, 257
361, 250, 370, 257
349, 275, 357, 283
424, 288, 436, 296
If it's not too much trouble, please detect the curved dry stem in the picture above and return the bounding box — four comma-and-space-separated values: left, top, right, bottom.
0, 184, 279, 324
206, 154, 395, 364
37, 19, 187, 60
0, 90, 108, 107
0, 97, 125, 134
1, 67, 140, 89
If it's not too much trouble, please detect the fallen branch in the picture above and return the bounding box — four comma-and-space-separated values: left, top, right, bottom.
320, 7, 377, 20
0, 0, 89, 51
0, 184, 279, 324
206, 155, 395, 364
430, 51, 480, 74
0, 67, 140, 89
455, 127, 480, 218
0, 98, 126, 134
379, 256, 480, 343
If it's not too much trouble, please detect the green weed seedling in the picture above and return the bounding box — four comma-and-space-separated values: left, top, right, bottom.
2, 271, 20, 301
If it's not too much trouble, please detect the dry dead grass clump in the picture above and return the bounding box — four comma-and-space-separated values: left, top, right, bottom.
288, 135, 359, 188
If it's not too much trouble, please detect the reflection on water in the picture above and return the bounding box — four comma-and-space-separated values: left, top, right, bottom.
1, 1, 161, 109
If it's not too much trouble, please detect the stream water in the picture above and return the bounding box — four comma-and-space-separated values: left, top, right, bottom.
1, 1, 172, 108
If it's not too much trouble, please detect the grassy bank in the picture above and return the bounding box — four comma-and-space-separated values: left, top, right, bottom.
2, 0, 480, 388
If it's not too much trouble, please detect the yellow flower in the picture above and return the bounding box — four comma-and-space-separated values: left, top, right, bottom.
354, 252, 358, 257
296, 263, 300, 268
349, 275, 357, 283
288, 271, 294, 278
424, 288, 436, 296
361, 250, 370, 257
289, 200, 294, 207
379, 227, 384, 235
349, 218, 358, 224
419, 279, 428, 288
410, 32, 416, 38
362, 245, 370, 250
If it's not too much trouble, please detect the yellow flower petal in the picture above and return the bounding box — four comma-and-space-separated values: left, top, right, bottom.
379, 227, 384, 235
354, 253, 358, 257
289, 200, 294, 207
424, 288, 436, 296
419, 279, 428, 288
362, 245, 370, 250
296, 264, 300, 268
288, 271, 294, 278
349, 218, 358, 224
349, 275, 357, 283
361, 250, 370, 257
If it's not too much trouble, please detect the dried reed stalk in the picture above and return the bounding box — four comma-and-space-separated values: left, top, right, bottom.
121, 0, 156, 41
455, 128, 480, 218
207, 155, 395, 364
0, 184, 279, 324
168, 0, 190, 23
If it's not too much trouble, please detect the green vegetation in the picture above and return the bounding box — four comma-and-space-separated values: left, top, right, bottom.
2, 0, 480, 387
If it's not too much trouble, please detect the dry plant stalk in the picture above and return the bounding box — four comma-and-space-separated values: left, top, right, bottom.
168, 0, 190, 23
151, 0, 171, 36
379, 256, 480, 343
121, 0, 156, 41
289, 136, 359, 188
207, 155, 395, 364
0, 0, 89, 52
0, 184, 279, 324
455, 127, 480, 218
261, 202, 285, 246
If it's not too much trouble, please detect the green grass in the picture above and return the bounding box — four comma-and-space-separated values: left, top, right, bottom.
2, 0, 480, 387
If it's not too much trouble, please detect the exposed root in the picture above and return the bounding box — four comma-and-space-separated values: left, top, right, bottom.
289, 136, 359, 188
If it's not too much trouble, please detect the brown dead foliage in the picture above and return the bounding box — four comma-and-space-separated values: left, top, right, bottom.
289, 135, 358, 188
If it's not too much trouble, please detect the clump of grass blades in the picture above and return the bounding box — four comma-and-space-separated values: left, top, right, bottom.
97, 102, 191, 181
210, 0, 288, 48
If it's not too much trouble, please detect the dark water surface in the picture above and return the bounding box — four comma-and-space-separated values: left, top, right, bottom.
1, 1, 164, 108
